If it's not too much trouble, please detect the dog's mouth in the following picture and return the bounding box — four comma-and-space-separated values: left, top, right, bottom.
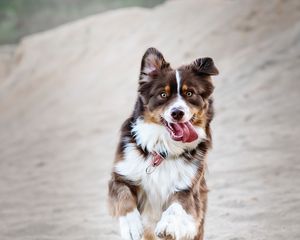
161, 117, 198, 143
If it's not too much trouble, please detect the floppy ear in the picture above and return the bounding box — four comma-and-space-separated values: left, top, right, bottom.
192, 57, 219, 76
139, 47, 170, 83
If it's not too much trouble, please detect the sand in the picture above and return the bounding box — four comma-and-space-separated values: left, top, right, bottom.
0, 0, 299, 239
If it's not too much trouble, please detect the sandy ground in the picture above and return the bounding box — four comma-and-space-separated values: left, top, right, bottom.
0, 0, 300, 239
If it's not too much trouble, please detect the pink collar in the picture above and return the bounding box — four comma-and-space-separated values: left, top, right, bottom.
146, 152, 165, 174
151, 152, 164, 167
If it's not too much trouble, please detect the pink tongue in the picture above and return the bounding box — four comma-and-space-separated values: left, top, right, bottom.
170, 121, 198, 143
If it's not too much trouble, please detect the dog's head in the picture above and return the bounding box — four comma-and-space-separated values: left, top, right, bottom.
138, 47, 218, 143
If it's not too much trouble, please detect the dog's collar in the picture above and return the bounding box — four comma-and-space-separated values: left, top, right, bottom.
145, 151, 166, 174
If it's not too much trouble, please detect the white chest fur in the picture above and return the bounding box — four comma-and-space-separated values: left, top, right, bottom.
114, 142, 198, 220
115, 119, 205, 223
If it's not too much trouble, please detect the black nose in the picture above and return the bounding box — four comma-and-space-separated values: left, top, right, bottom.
171, 108, 184, 121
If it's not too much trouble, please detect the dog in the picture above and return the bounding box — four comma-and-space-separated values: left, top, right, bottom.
108, 47, 218, 240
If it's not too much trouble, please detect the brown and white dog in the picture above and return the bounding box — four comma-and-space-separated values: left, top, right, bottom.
108, 48, 218, 240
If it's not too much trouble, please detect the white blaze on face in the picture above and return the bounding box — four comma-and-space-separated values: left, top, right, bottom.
176, 70, 181, 94
163, 70, 193, 123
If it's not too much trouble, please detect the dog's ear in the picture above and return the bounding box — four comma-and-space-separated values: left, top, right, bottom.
192, 57, 219, 76
139, 47, 170, 83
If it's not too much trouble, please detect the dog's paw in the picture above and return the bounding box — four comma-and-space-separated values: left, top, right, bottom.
155, 203, 197, 240
119, 208, 144, 240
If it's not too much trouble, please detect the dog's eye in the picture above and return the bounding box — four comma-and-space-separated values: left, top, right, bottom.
160, 92, 167, 98
186, 91, 193, 97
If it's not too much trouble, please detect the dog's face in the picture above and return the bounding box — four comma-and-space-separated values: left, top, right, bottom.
138, 48, 218, 143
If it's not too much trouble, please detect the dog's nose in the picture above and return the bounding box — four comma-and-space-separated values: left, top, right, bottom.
171, 108, 184, 121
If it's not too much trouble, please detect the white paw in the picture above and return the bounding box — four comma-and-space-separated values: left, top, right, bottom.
119, 208, 144, 240
155, 203, 197, 240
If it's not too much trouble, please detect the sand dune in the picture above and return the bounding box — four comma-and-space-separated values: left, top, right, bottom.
0, 0, 300, 239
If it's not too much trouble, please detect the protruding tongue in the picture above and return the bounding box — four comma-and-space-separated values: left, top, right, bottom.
169, 121, 198, 143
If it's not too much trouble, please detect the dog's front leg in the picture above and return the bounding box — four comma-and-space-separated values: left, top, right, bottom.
108, 173, 143, 240
155, 191, 199, 240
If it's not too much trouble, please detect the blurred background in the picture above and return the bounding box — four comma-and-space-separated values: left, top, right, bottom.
0, 0, 299, 240
0, 0, 165, 44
